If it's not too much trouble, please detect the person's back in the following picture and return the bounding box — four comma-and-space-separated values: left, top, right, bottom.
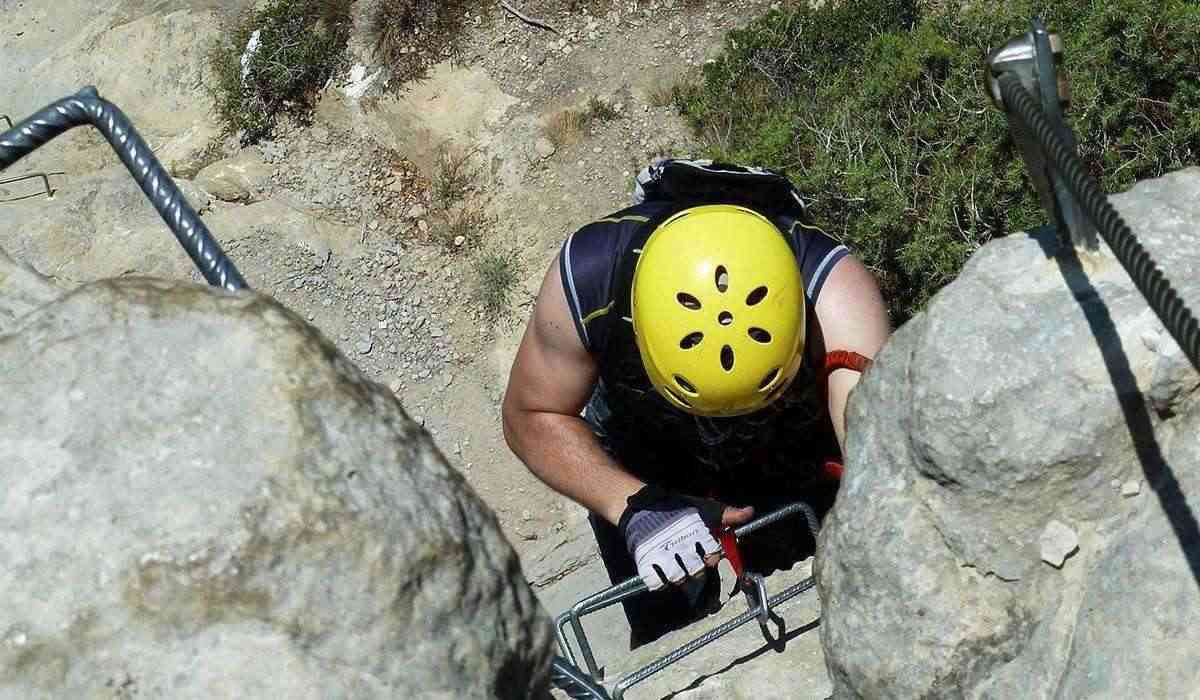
503, 160, 891, 645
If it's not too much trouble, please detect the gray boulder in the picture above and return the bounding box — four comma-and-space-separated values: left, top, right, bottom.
0, 275, 553, 698
818, 168, 1200, 698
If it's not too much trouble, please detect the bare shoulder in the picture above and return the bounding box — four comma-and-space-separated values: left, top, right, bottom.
813, 254, 891, 356
504, 254, 598, 416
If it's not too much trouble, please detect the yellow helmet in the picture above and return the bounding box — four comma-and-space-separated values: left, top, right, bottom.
631, 205, 806, 417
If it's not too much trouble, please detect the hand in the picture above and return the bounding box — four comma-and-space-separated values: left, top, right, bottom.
618, 485, 754, 590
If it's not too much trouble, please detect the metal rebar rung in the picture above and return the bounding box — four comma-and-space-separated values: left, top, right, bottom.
556, 501, 821, 698
611, 575, 817, 700
0, 171, 64, 202
0, 88, 247, 291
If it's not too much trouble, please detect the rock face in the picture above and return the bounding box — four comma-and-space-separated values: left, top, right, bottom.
0, 247, 62, 334
0, 168, 211, 284
2, 1, 226, 176
0, 275, 554, 698
818, 168, 1200, 698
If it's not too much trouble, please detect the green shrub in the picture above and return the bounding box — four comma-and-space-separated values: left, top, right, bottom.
367, 0, 474, 86
677, 0, 1200, 323
209, 0, 353, 141
473, 246, 525, 325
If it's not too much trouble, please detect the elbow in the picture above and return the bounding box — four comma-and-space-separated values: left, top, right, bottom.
500, 391, 524, 456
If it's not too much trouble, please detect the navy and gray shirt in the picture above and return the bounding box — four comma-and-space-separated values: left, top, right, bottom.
558, 197, 850, 495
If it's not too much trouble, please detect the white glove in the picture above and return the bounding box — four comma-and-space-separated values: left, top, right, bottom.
624, 507, 722, 590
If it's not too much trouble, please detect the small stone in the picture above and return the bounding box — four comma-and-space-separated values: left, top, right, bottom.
453, 235, 467, 247
1111, 479, 1122, 489
1040, 520, 1079, 568
413, 415, 424, 425
521, 510, 533, 522
1121, 480, 1142, 497
534, 138, 556, 159
431, 327, 444, 339
369, 221, 380, 231
356, 336, 374, 355
593, 146, 602, 154
417, 220, 429, 233
407, 203, 427, 219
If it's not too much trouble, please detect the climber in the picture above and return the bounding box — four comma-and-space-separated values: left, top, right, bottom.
502, 160, 890, 647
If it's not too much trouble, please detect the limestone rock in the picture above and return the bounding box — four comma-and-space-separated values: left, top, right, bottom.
5, 3, 223, 176
0, 247, 63, 334
157, 121, 224, 179
0, 279, 554, 697
818, 168, 1200, 698
535, 138, 557, 159
1039, 520, 1079, 568
0, 168, 211, 284
195, 148, 272, 203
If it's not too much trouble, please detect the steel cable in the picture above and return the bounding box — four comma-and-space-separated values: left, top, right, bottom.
998, 72, 1200, 374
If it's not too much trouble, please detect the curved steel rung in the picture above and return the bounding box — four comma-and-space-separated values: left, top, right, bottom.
555, 500, 822, 699
0, 171, 64, 203
0, 115, 10, 129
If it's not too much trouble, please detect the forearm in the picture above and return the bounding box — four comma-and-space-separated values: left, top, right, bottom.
503, 409, 644, 525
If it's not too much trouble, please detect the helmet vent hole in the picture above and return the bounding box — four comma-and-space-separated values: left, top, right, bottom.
674, 374, 698, 395
666, 387, 692, 408
746, 286, 768, 306
679, 332, 704, 349
748, 327, 772, 343
720, 345, 735, 372
759, 367, 780, 390
677, 293, 702, 310
718, 311, 734, 326
715, 266, 729, 293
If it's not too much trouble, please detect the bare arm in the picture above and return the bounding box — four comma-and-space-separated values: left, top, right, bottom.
813, 255, 891, 456
501, 255, 645, 526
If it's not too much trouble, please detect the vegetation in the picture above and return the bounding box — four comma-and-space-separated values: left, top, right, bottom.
210, 0, 481, 140
472, 246, 525, 324
544, 97, 623, 147
366, 0, 474, 86
208, 0, 353, 141
675, 0, 1200, 323
432, 144, 478, 208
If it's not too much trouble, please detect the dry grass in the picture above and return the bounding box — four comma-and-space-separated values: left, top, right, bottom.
437, 203, 490, 251
432, 143, 478, 207
367, 0, 474, 87
646, 76, 680, 108
543, 108, 588, 147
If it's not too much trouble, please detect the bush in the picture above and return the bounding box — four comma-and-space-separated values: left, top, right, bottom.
473, 246, 525, 325
367, 0, 474, 86
209, 0, 353, 141
676, 0, 1200, 323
